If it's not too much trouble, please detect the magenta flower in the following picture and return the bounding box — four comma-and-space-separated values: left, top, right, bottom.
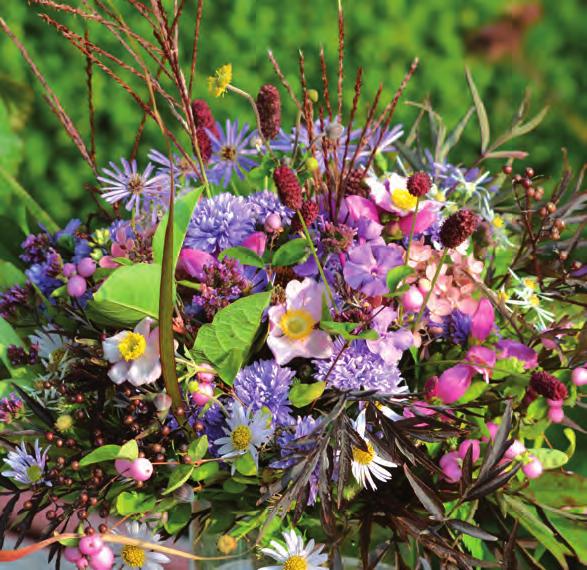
241, 232, 267, 256
342, 195, 381, 225
440, 439, 481, 482
267, 278, 333, 365
496, 339, 538, 369
398, 201, 438, 235
343, 243, 404, 297
470, 298, 495, 341
178, 248, 216, 281
466, 346, 496, 382
436, 364, 475, 404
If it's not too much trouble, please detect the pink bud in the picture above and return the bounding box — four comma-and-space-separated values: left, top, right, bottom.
522, 456, 543, 479
439, 451, 462, 483
482, 422, 499, 442
153, 393, 172, 412
437, 364, 474, 404
128, 457, 153, 482
64, 547, 83, 563
114, 459, 132, 476
401, 286, 424, 313
63, 263, 77, 278
458, 439, 481, 463
67, 275, 87, 297
178, 248, 215, 281
77, 257, 97, 278
572, 367, 587, 387
470, 298, 495, 341
505, 439, 526, 460
89, 546, 114, 570
241, 232, 266, 256
548, 406, 565, 423
78, 536, 104, 556
98, 256, 119, 269
76, 559, 89, 569
264, 213, 282, 233
191, 382, 214, 406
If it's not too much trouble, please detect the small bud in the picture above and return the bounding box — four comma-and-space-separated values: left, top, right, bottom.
522, 456, 543, 479
67, 275, 87, 298
525, 167, 535, 178
406, 171, 432, 197
325, 120, 344, 141
77, 258, 96, 278
264, 213, 282, 233
502, 165, 513, 176
217, 535, 238, 555
546, 202, 557, 213
153, 393, 172, 412
571, 367, 587, 386
306, 157, 319, 173
307, 89, 319, 103
63, 263, 77, 278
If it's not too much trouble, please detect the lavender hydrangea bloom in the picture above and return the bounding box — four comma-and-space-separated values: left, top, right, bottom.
442, 310, 472, 345
184, 193, 255, 254
247, 190, 294, 225
313, 337, 407, 394
273, 416, 321, 505
3, 440, 51, 486
207, 120, 257, 188
234, 360, 295, 426
343, 243, 404, 296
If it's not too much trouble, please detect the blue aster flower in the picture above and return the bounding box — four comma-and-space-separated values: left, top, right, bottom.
247, 190, 294, 226
3, 440, 51, 487
207, 120, 257, 188
313, 337, 407, 394
184, 193, 255, 254
442, 310, 472, 345
234, 359, 295, 426
356, 124, 404, 163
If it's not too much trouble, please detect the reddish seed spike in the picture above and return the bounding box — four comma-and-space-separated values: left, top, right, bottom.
319, 47, 333, 120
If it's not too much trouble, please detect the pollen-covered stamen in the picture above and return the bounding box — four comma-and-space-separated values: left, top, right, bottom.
118, 332, 147, 361
352, 441, 375, 465
121, 545, 146, 568
220, 146, 237, 161
283, 555, 308, 570
231, 425, 252, 451
391, 188, 418, 211
127, 173, 145, 195
280, 309, 315, 340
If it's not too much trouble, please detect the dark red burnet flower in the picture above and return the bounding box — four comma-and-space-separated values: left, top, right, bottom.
343, 167, 369, 198
407, 171, 432, 197
191, 99, 219, 138
273, 165, 303, 210
256, 84, 281, 140
530, 371, 568, 400
439, 209, 480, 249
195, 128, 212, 163
291, 199, 319, 232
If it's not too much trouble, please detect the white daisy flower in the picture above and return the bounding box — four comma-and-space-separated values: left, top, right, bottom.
30, 325, 67, 362
214, 401, 273, 473
505, 270, 555, 330
260, 529, 328, 570
116, 521, 170, 570
102, 317, 161, 386
351, 411, 396, 491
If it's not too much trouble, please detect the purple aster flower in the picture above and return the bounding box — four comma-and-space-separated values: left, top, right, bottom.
185, 193, 255, 254
0, 284, 32, 319
273, 415, 322, 505
442, 310, 472, 345
0, 393, 23, 424
343, 243, 404, 296
201, 401, 231, 457
98, 158, 168, 215
313, 337, 407, 394
148, 149, 200, 184
356, 124, 404, 163
247, 190, 294, 226
26, 250, 63, 297
234, 359, 295, 426
207, 120, 257, 188
3, 440, 51, 487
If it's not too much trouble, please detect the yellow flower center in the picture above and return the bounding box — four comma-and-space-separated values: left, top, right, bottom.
492, 216, 504, 229
118, 332, 147, 361
352, 442, 375, 465
231, 425, 252, 451
523, 278, 536, 290
208, 64, 232, 97
121, 545, 146, 567
220, 145, 237, 161
529, 294, 540, 307
55, 414, 73, 432
391, 188, 417, 211
280, 309, 315, 340
497, 290, 509, 303
283, 555, 308, 570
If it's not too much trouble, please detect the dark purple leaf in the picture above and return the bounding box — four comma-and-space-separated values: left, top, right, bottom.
448, 519, 498, 541
403, 465, 445, 520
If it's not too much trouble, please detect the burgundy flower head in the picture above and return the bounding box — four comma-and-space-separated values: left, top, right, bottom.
274, 165, 303, 210
191, 99, 219, 138
256, 84, 281, 140
291, 200, 319, 232
530, 371, 568, 400
344, 167, 369, 198
407, 171, 432, 197
439, 209, 480, 249
195, 128, 212, 163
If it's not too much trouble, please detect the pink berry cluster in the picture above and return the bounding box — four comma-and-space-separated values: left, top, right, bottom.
189, 364, 216, 406
114, 457, 154, 482
63, 257, 96, 298
63, 536, 114, 570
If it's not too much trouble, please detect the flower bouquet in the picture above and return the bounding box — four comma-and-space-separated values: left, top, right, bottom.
0, 2, 586, 570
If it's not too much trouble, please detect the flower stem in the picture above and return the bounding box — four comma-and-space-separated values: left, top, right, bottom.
404, 197, 420, 266
297, 211, 335, 305
412, 249, 448, 332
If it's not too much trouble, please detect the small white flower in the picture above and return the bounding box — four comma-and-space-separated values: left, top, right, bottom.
215, 402, 273, 473
30, 325, 66, 362
260, 529, 328, 570
351, 411, 396, 491
505, 270, 555, 331
116, 521, 170, 570
102, 317, 161, 386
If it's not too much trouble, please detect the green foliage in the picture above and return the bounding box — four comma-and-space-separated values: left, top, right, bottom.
289, 381, 326, 408
115, 491, 156, 515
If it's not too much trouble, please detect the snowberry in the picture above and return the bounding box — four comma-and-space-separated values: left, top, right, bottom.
401, 286, 424, 313
114, 459, 132, 477
571, 367, 587, 386
63, 263, 77, 278
88, 546, 114, 570
522, 456, 543, 479
78, 535, 104, 556
63, 547, 83, 563
191, 382, 214, 406
548, 406, 565, 423
67, 275, 87, 297
77, 257, 97, 278
128, 457, 153, 482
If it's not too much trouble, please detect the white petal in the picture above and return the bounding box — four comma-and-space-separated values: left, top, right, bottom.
108, 360, 130, 384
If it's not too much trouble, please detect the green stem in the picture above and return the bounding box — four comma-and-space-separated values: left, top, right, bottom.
297, 211, 335, 305
412, 250, 448, 332
404, 197, 420, 266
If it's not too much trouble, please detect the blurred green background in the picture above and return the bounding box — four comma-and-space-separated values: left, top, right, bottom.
0, 0, 585, 227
